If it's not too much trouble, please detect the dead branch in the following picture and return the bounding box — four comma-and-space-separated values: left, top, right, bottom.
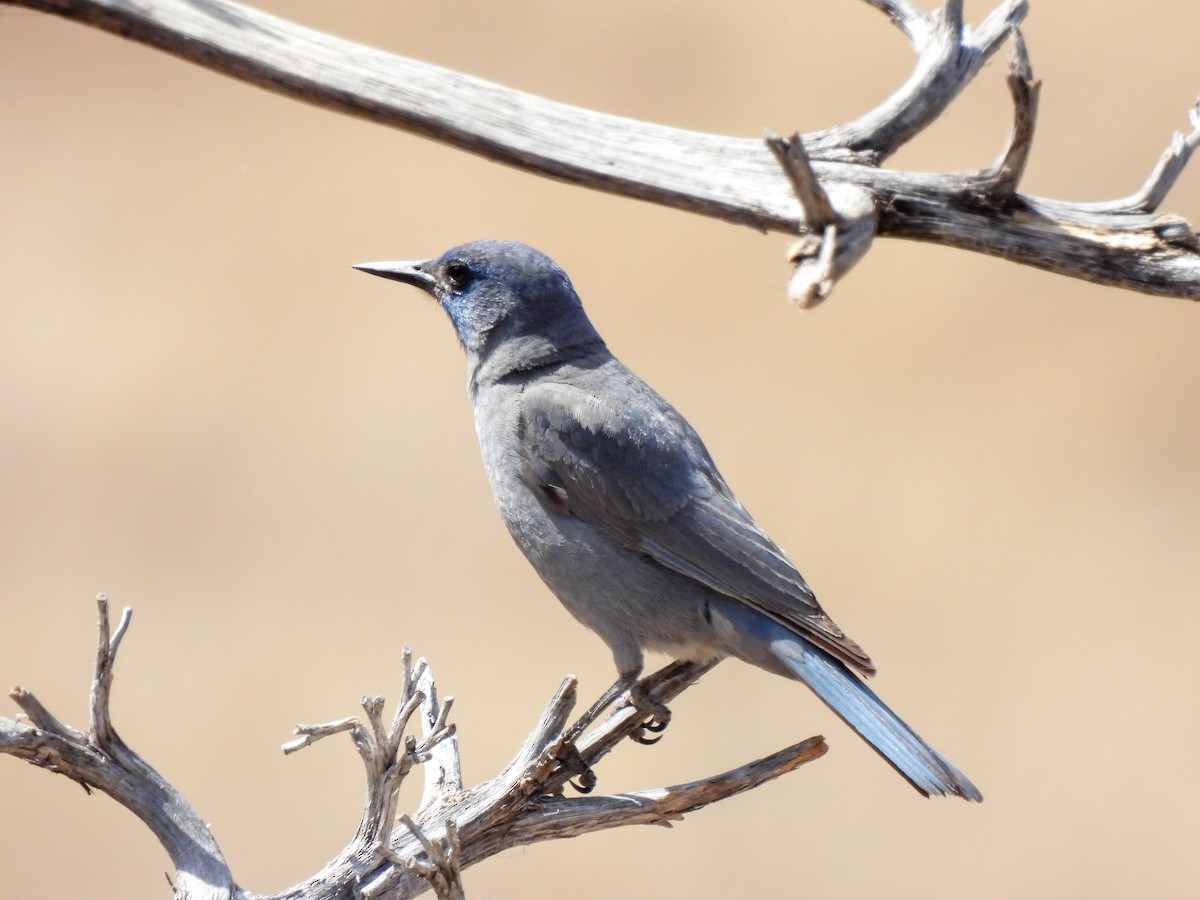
1, 601, 826, 899
10, 0, 1200, 300
4, 597, 234, 900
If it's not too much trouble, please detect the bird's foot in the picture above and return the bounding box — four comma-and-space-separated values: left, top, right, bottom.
556, 739, 598, 794
628, 682, 671, 745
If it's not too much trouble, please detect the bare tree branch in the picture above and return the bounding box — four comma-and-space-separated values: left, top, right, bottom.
5, 596, 235, 900
11, 0, 1200, 298
1, 605, 826, 899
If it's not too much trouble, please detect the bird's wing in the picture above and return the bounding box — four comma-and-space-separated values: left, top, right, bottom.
519, 377, 874, 674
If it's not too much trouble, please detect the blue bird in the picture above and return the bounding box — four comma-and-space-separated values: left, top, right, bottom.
355, 241, 980, 800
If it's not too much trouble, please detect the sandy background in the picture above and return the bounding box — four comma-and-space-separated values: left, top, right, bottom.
3, 1, 1199, 897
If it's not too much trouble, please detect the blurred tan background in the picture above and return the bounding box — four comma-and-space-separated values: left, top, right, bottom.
3, 1, 1199, 897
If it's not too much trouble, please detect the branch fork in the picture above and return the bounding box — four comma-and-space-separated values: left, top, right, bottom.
764, 2, 1043, 305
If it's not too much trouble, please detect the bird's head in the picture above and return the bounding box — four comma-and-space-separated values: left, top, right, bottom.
354, 241, 602, 374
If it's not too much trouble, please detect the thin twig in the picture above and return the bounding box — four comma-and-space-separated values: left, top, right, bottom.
974, 26, 1040, 199
397, 814, 465, 900
9, 688, 86, 741
389, 692, 424, 749
282, 715, 359, 754
1103, 100, 1200, 214
417, 661, 464, 808
108, 606, 133, 660
941, 0, 964, 38
809, 224, 841, 304
764, 130, 837, 229
89, 595, 127, 747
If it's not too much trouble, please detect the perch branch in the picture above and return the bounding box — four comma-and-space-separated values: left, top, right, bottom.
3, 606, 828, 899
509, 736, 827, 841
10, 0, 1200, 298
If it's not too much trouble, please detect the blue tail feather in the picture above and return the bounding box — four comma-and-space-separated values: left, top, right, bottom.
770, 635, 982, 801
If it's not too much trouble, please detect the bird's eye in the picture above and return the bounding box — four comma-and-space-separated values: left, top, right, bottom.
444, 260, 473, 290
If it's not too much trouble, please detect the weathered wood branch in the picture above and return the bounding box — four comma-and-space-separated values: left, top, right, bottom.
13, 0, 1200, 298
0, 601, 826, 899
5, 599, 235, 900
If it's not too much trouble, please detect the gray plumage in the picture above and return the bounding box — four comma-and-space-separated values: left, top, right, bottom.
354, 240, 980, 801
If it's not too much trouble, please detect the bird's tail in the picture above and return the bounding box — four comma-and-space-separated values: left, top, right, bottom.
770, 636, 982, 800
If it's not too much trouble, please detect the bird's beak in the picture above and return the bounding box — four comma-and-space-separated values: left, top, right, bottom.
352, 259, 438, 292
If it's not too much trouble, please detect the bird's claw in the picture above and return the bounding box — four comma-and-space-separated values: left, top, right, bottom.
630, 725, 664, 745
629, 704, 670, 745
569, 767, 598, 793
558, 740, 598, 793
